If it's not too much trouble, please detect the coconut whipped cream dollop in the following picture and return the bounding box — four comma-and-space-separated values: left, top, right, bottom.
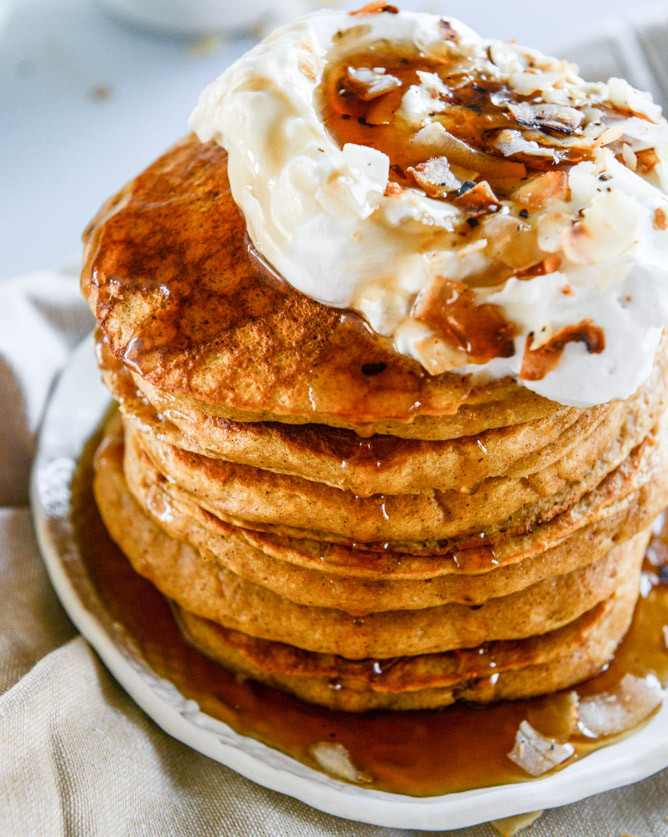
190, 2, 668, 407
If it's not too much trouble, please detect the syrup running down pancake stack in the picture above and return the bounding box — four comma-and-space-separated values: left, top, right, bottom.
83, 8, 668, 712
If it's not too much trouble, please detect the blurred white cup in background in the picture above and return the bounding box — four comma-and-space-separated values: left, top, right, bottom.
96, 0, 280, 36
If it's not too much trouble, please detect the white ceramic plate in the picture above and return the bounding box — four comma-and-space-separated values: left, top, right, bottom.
31, 333, 668, 831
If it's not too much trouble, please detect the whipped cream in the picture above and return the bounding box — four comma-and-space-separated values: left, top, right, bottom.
190, 6, 668, 407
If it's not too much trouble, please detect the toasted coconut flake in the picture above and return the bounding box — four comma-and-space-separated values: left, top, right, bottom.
607, 77, 663, 122
568, 161, 601, 206
347, 66, 402, 100
399, 84, 449, 121
637, 147, 660, 175
412, 124, 527, 179
493, 129, 557, 159
515, 171, 570, 212
439, 19, 460, 42
509, 70, 564, 96
508, 720, 574, 777
416, 70, 450, 99
384, 180, 403, 196
489, 43, 528, 75
618, 116, 668, 152
620, 142, 638, 172
412, 334, 468, 374
527, 691, 579, 740
577, 673, 664, 738
561, 188, 649, 264
453, 180, 501, 216
508, 101, 539, 127
309, 742, 372, 783
596, 124, 625, 147
349, 1, 399, 15
491, 811, 544, 837
409, 122, 450, 153
536, 211, 574, 252
397, 70, 451, 122
484, 214, 545, 272
509, 102, 583, 134
407, 156, 461, 198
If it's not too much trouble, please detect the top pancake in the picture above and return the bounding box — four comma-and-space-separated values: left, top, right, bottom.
82, 136, 561, 439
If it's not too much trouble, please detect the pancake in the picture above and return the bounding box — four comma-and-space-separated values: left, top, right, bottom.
81, 89, 668, 713
127, 367, 666, 544
126, 435, 668, 612
94, 417, 649, 659
175, 578, 639, 712
101, 330, 668, 498
81, 136, 566, 439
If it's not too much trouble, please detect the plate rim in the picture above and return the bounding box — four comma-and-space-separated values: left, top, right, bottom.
30, 332, 668, 831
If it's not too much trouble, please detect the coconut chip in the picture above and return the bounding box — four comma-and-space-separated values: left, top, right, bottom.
309, 742, 372, 783
412, 334, 468, 375
509, 102, 584, 134
493, 129, 557, 159
527, 690, 579, 741
346, 66, 402, 100
453, 180, 501, 216
577, 673, 665, 738
536, 211, 573, 252
514, 170, 570, 212
607, 77, 663, 122
407, 156, 461, 198
350, 1, 399, 15
507, 720, 575, 776
620, 142, 638, 172
617, 116, 668, 152
637, 148, 660, 175
491, 811, 544, 837
561, 187, 648, 264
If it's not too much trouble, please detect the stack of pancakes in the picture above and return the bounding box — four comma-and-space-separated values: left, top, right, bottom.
83, 137, 668, 711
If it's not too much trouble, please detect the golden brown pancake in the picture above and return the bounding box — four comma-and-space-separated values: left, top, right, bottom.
81, 137, 565, 439
127, 370, 666, 544
82, 131, 668, 712
125, 432, 668, 612
93, 417, 649, 660
176, 581, 638, 711
100, 330, 666, 497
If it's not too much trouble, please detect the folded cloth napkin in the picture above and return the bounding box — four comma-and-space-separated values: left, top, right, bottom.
2, 267, 668, 836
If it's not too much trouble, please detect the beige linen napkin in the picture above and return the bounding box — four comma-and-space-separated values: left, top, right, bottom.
2, 268, 668, 836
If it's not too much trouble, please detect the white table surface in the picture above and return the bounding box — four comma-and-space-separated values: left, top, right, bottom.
0, 0, 665, 282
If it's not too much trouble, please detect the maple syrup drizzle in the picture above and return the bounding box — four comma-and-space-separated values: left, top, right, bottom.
318, 46, 584, 197
71, 427, 668, 797
520, 321, 606, 383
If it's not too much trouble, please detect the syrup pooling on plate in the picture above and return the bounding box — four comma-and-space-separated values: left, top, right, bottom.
72, 423, 668, 797
191, 7, 668, 406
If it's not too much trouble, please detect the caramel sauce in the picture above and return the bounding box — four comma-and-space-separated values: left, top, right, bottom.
319, 44, 583, 196
520, 320, 606, 382
320, 48, 509, 187
412, 276, 516, 364
71, 429, 668, 797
